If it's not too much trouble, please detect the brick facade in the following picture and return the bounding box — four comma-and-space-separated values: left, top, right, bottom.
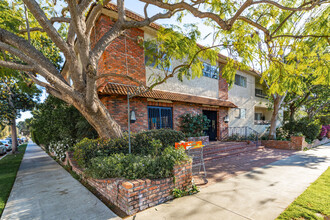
66, 152, 192, 216
92, 14, 146, 88
100, 93, 228, 140
94, 11, 230, 140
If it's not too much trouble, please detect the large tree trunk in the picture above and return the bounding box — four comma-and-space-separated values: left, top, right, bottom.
72, 98, 123, 139
11, 117, 18, 153
268, 95, 285, 140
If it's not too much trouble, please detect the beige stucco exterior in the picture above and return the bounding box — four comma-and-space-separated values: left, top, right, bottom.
227, 70, 281, 135
144, 32, 219, 99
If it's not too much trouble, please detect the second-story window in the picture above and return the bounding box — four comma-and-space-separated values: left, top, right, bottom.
235, 74, 247, 87
145, 43, 172, 72
203, 63, 219, 79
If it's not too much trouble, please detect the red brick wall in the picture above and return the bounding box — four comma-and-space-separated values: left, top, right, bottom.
91, 15, 146, 88
261, 136, 307, 151
218, 65, 228, 100
101, 94, 229, 140
100, 95, 148, 132
66, 152, 192, 216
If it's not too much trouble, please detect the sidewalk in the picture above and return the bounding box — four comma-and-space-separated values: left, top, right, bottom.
1, 142, 119, 220
128, 143, 330, 220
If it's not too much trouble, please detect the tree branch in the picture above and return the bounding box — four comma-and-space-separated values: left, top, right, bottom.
0, 60, 34, 71
139, 0, 229, 30
272, 34, 330, 39
95, 73, 145, 87
252, 0, 322, 12
22, 0, 74, 61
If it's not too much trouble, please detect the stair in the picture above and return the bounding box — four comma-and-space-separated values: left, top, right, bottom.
203, 141, 258, 162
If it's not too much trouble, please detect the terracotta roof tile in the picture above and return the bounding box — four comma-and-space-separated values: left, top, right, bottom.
99, 83, 237, 108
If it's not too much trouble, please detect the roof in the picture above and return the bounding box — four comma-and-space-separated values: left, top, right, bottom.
98, 83, 237, 108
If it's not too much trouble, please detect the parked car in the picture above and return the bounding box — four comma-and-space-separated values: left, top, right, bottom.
0, 142, 6, 155
0, 140, 12, 151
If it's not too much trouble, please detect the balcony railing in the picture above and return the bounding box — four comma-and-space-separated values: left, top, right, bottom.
254, 120, 271, 125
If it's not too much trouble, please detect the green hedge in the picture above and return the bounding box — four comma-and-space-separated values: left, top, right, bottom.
283, 119, 321, 141
86, 147, 189, 179
73, 129, 185, 168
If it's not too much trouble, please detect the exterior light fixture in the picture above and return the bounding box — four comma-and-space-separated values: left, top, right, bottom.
130, 110, 136, 123
224, 115, 229, 123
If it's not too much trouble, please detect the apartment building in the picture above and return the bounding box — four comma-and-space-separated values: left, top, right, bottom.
78, 4, 274, 140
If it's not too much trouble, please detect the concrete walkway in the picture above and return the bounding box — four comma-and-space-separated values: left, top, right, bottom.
1, 142, 119, 220
128, 143, 330, 220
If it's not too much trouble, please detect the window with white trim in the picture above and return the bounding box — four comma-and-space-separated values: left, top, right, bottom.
234, 108, 246, 119
235, 74, 247, 87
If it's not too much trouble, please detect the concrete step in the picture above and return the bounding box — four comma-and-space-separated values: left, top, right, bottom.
203, 142, 255, 152
203, 146, 258, 162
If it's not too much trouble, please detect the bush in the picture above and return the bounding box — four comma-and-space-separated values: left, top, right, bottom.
319, 125, 330, 139
73, 129, 185, 168
179, 113, 210, 137
282, 118, 321, 141
48, 138, 74, 161
86, 147, 189, 179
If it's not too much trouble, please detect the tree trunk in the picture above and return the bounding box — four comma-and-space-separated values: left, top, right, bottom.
268, 95, 285, 140
11, 117, 18, 153
72, 98, 123, 139
289, 103, 296, 122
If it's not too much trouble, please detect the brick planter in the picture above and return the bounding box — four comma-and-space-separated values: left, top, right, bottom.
187, 136, 209, 146
261, 136, 308, 151
66, 152, 192, 215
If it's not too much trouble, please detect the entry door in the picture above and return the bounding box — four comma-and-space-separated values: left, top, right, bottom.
203, 110, 217, 141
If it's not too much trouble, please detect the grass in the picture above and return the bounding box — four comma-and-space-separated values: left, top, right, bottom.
277, 167, 330, 220
0, 144, 27, 216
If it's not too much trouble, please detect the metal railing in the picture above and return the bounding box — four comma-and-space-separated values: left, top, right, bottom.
220, 126, 259, 146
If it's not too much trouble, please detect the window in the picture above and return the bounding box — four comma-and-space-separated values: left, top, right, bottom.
255, 113, 263, 120
145, 43, 172, 71
202, 63, 219, 79
235, 74, 247, 87
255, 89, 267, 98
148, 107, 173, 129
234, 108, 246, 119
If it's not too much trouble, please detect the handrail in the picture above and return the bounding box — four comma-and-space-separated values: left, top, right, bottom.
220, 126, 259, 147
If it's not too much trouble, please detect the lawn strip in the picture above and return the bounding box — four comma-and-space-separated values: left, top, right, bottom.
277, 167, 330, 220
0, 144, 27, 216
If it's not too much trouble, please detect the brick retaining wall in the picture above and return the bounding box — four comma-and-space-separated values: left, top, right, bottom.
66, 152, 192, 215
261, 136, 308, 151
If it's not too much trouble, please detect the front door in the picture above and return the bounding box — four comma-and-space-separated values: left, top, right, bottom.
203, 110, 217, 141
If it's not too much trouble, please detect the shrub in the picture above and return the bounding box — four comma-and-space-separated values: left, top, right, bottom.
282, 118, 321, 141
86, 147, 189, 179
179, 113, 210, 137
73, 129, 185, 168
319, 125, 330, 139
48, 138, 74, 161
132, 129, 185, 155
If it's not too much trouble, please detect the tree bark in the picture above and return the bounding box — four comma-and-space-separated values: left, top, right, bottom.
71, 98, 123, 139
289, 103, 296, 122
11, 117, 18, 153
268, 95, 285, 140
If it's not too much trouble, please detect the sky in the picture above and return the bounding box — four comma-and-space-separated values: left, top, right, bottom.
16, 1, 219, 123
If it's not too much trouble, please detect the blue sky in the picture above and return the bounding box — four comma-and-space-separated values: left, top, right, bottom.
17, 1, 216, 122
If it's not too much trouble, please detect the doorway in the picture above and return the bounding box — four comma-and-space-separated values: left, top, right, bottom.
203, 110, 217, 141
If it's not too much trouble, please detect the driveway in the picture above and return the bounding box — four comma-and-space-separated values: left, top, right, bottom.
128, 143, 330, 220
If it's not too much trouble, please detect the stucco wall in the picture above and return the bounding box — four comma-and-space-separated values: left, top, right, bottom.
227, 70, 276, 135
144, 32, 219, 99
